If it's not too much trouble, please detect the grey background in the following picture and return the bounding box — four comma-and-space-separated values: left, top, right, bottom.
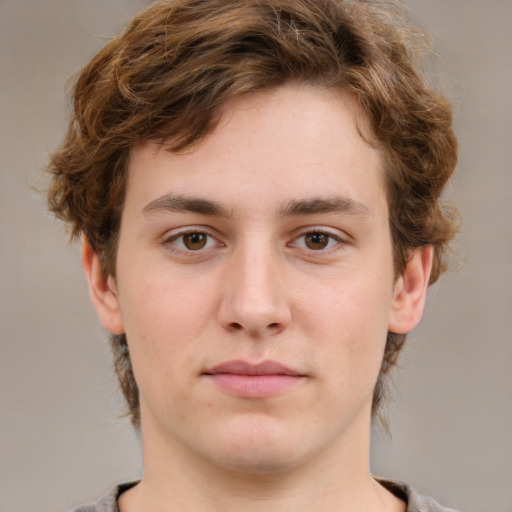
1, 1, 511, 511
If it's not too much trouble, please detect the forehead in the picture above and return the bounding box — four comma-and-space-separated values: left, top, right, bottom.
125, 85, 386, 218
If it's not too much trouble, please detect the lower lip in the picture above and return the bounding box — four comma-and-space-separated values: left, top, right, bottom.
206, 374, 304, 399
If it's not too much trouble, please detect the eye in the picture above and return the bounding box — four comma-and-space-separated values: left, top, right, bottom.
165, 230, 219, 251
292, 230, 343, 251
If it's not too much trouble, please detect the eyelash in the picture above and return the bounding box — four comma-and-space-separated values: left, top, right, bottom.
162, 227, 347, 256
289, 228, 346, 253
163, 229, 221, 254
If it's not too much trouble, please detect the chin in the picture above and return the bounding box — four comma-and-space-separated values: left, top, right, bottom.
204, 419, 309, 475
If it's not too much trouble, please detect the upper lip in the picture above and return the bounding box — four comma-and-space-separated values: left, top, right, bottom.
204, 359, 303, 376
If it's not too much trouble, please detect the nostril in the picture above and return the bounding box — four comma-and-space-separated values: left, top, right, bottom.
226, 321, 282, 335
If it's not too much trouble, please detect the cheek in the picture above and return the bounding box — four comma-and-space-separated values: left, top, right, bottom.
120, 259, 217, 329
116, 268, 219, 386
302, 276, 392, 386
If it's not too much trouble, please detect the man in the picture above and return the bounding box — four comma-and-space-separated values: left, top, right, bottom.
47, 0, 459, 510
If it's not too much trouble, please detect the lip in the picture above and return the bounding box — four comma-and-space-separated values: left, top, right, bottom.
203, 360, 306, 399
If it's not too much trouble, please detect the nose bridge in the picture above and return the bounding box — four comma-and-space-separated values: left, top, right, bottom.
219, 233, 290, 335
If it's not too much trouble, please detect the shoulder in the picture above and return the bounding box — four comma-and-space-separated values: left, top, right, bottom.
379, 479, 461, 512
67, 482, 139, 512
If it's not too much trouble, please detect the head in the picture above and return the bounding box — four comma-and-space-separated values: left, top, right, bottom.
47, 0, 458, 428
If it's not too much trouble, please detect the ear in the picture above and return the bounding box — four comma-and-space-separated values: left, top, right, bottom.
81, 237, 125, 335
388, 246, 434, 334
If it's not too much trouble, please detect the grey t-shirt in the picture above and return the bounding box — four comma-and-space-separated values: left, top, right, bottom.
70, 480, 459, 512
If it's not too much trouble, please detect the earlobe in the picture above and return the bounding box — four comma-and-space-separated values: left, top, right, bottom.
81, 237, 125, 335
388, 246, 434, 334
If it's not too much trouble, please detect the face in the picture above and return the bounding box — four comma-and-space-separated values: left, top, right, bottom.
85, 84, 431, 475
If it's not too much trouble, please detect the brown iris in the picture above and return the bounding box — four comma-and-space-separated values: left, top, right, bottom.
304, 232, 330, 250
183, 232, 208, 250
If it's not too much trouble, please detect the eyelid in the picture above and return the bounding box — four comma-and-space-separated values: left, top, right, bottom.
162, 226, 224, 253
288, 226, 350, 251
160, 225, 350, 256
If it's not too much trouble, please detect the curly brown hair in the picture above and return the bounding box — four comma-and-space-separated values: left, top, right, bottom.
47, 0, 458, 427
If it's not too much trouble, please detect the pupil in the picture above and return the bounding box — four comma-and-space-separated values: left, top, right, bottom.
184, 233, 207, 250
306, 233, 328, 249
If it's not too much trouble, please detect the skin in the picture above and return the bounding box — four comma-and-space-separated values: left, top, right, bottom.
83, 84, 432, 512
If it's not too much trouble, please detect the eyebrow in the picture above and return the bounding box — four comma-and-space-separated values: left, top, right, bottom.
278, 196, 370, 217
142, 193, 233, 218
142, 193, 369, 219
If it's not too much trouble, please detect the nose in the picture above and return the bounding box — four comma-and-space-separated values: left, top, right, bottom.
217, 242, 292, 337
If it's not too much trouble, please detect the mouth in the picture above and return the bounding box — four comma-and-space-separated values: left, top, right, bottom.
203, 360, 306, 399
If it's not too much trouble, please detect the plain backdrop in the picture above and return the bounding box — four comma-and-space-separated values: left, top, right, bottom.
1, 1, 511, 511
